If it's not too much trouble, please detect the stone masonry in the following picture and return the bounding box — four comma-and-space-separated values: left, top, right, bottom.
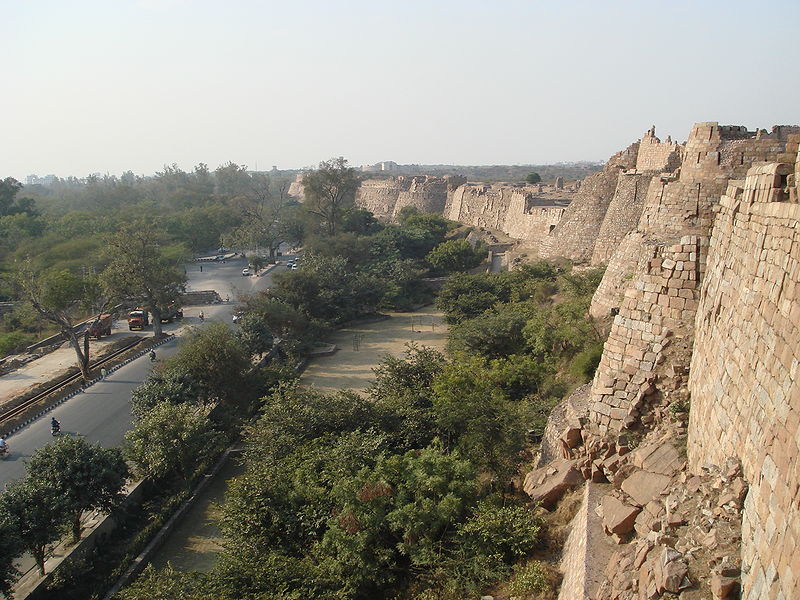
687, 153, 800, 600
445, 183, 570, 243
588, 236, 703, 433
354, 175, 465, 220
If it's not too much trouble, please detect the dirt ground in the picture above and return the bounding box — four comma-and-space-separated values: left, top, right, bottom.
300, 307, 448, 394
147, 306, 449, 572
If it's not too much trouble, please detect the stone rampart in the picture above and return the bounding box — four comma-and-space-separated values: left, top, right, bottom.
636, 126, 683, 172
588, 235, 703, 433
591, 122, 797, 325
444, 183, 569, 243
354, 175, 464, 220
591, 171, 656, 265
687, 157, 799, 600
287, 173, 305, 201
538, 142, 639, 263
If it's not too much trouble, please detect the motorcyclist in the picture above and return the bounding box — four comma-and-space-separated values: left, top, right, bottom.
50, 417, 61, 434
149, 350, 156, 362
0, 437, 8, 454
199, 311, 205, 322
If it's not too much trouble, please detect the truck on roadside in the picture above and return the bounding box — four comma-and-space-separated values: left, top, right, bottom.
86, 314, 113, 338
159, 302, 184, 323
127, 309, 150, 330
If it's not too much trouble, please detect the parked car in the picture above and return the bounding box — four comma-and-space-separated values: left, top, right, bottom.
286, 260, 295, 268
232, 310, 245, 323
242, 267, 251, 276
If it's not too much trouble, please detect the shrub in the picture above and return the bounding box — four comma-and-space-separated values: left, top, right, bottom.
508, 561, 559, 599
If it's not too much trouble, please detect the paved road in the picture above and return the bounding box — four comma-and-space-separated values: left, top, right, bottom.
0, 253, 291, 490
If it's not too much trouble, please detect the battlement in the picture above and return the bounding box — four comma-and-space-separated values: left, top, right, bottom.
635, 126, 683, 173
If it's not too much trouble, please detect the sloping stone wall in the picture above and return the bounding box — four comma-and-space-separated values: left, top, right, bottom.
354, 175, 462, 220
538, 143, 639, 263
591, 172, 656, 265
588, 236, 703, 432
687, 157, 800, 600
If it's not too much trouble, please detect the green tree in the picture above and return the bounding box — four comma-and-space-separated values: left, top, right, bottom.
432, 358, 526, 481
26, 437, 129, 542
130, 369, 202, 417
234, 312, 274, 357
0, 516, 21, 597
119, 565, 222, 600
370, 345, 446, 450
447, 303, 532, 359
302, 157, 360, 236
436, 272, 512, 324
223, 174, 289, 260
241, 296, 315, 343
159, 321, 252, 409
0, 177, 38, 217
0, 478, 68, 575
426, 239, 486, 274
525, 172, 541, 184
124, 401, 222, 486
12, 263, 111, 380
101, 223, 187, 338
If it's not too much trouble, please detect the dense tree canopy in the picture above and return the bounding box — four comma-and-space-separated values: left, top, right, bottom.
26, 436, 129, 542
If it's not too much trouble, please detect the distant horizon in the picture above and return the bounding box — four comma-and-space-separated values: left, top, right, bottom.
19, 158, 607, 181
3, 0, 798, 181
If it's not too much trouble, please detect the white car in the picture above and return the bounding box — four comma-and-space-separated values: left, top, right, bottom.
242, 267, 251, 276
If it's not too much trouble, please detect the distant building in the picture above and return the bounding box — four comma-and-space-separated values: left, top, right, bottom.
361, 160, 399, 173
25, 174, 57, 186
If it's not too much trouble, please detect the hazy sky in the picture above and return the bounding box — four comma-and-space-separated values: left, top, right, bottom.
2, 0, 798, 179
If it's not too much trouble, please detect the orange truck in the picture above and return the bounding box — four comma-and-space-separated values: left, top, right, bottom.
87, 314, 113, 338
127, 309, 150, 330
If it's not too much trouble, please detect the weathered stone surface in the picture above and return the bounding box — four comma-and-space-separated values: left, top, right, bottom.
631, 442, 683, 475
620, 470, 672, 506
523, 458, 583, 508
561, 426, 582, 449
711, 572, 738, 599
601, 494, 641, 536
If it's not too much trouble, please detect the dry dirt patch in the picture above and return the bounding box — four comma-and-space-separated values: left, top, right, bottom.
300, 307, 448, 393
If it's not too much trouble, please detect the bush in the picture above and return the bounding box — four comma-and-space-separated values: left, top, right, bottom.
569, 340, 605, 381
507, 561, 559, 599
426, 239, 486, 274
0, 331, 29, 356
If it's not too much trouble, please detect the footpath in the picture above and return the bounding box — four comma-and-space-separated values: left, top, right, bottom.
143, 307, 449, 573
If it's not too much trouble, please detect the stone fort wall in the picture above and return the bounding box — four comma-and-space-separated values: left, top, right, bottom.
687, 156, 800, 600
354, 175, 465, 219
444, 183, 569, 243
537, 142, 640, 263
581, 126, 800, 600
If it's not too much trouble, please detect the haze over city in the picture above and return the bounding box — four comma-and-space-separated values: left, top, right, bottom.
3, 0, 799, 178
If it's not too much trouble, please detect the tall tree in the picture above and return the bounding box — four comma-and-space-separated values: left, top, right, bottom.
26, 437, 129, 543
0, 515, 21, 597
0, 177, 38, 217
124, 401, 221, 487
0, 478, 68, 575
223, 174, 289, 260
101, 223, 187, 338
12, 263, 111, 380
302, 157, 360, 236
